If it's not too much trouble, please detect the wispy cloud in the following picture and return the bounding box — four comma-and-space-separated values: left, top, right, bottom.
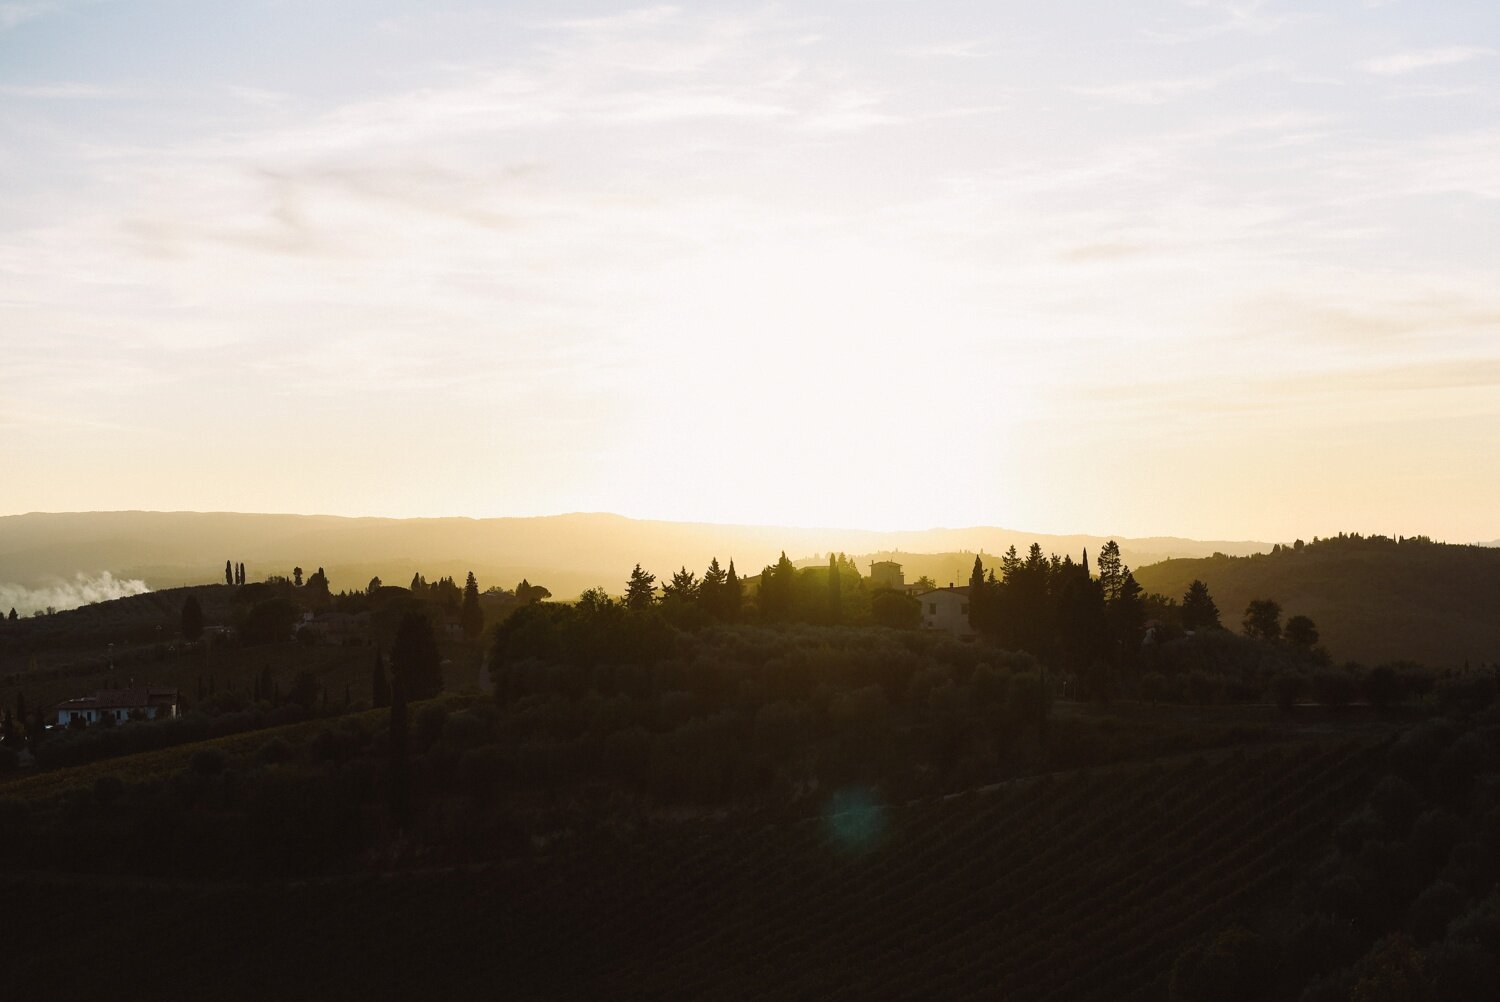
1362, 46, 1493, 75
0, 2, 50, 32
1143, 0, 1310, 44
1070, 61, 1285, 104
0, 82, 116, 98
898, 40, 990, 60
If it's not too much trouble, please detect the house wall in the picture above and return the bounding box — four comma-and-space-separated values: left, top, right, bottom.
919, 591, 973, 638
56, 703, 177, 726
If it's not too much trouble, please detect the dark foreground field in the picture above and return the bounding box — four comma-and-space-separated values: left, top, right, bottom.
4, 609, 1499, 999
10, 736, 1381, 999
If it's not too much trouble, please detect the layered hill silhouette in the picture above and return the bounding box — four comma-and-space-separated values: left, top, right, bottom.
0, 510, 1266, 606
1133, 535, 1500, 668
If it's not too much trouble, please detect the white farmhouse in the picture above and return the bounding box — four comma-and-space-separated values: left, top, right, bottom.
915, 586, 975, 639
55, 688, 180, 727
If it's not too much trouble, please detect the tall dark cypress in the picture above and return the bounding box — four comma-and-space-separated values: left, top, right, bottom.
828, 553, 842, 624
372, 647, 391, 709
225, 560, 233, 586
725, 561, 741, 623
181, 594, 205, 642
968, 556, 986, 630
389, 677, 411, 829
460, 571, 483, 640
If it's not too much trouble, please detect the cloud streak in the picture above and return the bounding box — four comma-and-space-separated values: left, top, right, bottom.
1362, 47, 1493, 75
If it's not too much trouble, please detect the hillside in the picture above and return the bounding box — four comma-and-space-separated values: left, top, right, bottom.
0, 510, 1269, 612
8, 736, 1379, 998
3, 608, 1496, 998
1133, 535, 1500, 668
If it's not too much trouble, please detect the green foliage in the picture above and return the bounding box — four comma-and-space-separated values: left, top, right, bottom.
1242, 599, 1282, 641
870, 589, 920, 629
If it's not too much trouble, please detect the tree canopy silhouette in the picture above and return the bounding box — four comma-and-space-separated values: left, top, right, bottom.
460, 571, 484, 640
180, 593, 204, 642
1242, 599, 1282, 641
1180, 580, 1221, 631
625, 564, 657, 610
391, 611, 442, 701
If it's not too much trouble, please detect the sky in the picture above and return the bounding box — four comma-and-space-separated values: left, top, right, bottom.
2, 1, 1498, 543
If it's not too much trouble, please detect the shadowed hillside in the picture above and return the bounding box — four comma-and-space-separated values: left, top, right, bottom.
0, 510, 1269, 608
1133, 534, 1500, 668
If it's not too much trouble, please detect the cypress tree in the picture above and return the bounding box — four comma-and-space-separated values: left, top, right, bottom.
460, 571, 484, 640
968, 556, 986, 629
225, 560, 233, 586
372, 647, 391, 708
725, 561, 742, 623
391, 613, 441, 701
389, 677, 411, 830
700, 558, 726, 619
828, 553, 842, 624
181, 594, 205, 642
1097, 541, 1124, 603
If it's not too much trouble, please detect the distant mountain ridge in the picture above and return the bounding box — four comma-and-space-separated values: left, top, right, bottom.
0, 510, 1269, 607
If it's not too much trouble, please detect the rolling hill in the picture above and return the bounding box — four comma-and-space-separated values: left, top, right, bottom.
8, 736, 1379, 998
1133, 536, 1500, 668
0, 510, 1269, 611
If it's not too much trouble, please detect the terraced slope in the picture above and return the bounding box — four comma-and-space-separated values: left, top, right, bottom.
9, 737, 1380, 998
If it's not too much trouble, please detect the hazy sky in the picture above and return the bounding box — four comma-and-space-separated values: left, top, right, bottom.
3, 1, 1498, 542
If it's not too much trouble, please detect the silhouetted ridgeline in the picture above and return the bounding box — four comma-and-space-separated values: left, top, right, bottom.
1133, 534, 1500, 668
0, 510, 1269, 603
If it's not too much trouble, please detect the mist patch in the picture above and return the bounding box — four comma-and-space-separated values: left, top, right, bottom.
0, 572, 151, 616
